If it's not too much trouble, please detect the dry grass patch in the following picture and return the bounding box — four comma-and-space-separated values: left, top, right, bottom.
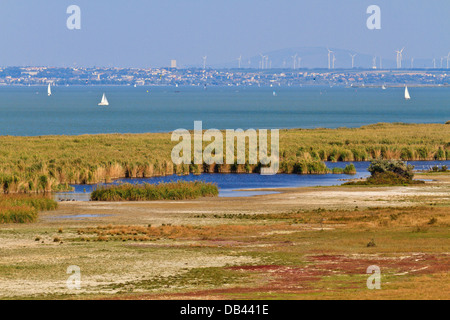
75, 223, 290, 242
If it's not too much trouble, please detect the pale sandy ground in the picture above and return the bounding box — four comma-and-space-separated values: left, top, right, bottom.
0, 174, 448, 299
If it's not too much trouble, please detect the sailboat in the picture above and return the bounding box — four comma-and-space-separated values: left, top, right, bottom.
47, 84, 52, 96
382, 84, 386, 90
404, 86, 411, 100
98, 93, 109, 106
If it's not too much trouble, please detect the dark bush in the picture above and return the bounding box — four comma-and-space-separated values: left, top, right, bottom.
344, 159, 423, 186
368, 159, 414, 180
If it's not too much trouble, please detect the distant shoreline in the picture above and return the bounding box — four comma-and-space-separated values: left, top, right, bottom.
1, 84, 449, 88
0, 121, 448, 138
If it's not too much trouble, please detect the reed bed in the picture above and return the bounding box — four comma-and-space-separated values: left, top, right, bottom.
331, 164, 356, 174
90, 181, 219, 201
0, 195, 57, 223
0, 123, 447, 193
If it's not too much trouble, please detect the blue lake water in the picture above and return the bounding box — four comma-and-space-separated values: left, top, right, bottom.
55, 161, 450, 201
0, 86, 449, 136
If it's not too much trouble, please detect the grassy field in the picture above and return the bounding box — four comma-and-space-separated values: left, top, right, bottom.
0, 173, 448, 300
0, 122, 448, 193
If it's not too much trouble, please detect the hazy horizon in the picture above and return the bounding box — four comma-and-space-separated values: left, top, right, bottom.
0, 0, 449, 68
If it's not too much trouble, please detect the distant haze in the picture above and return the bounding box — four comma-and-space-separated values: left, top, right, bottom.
0, 0, 448, 68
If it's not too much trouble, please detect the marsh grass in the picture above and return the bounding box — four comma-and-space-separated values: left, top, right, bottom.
0, 123, 448, 193
343, 163, 357, 174
0, 195, 57, 223
90, 181, 219, 201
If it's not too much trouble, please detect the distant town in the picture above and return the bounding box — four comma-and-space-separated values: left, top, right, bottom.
0, 66, 448, 87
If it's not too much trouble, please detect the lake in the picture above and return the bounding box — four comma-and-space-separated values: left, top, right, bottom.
0, 86, 449, 136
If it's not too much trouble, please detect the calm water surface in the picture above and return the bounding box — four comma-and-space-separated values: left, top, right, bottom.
56, 161, 450, 201
1, 86, 449, 136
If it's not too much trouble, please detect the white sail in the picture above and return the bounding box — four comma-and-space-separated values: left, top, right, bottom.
404, 86, 411, 100
98, 93, 109, 106
47, 84, 52, 96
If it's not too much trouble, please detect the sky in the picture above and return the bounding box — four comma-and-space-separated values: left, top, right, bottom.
0, 0, 448, 68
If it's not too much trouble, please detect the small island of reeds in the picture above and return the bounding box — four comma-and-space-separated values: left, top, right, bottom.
90, 181, 219, 201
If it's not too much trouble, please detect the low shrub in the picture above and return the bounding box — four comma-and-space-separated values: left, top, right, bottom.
345, 171, 424, 186
344, 159, 423, 186
429, 165, 449, 173
368, 159, 414, 180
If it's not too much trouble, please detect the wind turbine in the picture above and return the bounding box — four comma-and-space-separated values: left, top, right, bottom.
433, 58, 436, 68
292, 53, 298, 69
349, 53, 357, 68
202, 56, 207, 70
411, 58, 414, 69
327, 48, 334, 69
395, 48, 404, 69
259, 54, 266, 70
372, 56, 377, 69
237, 55, 242, 68
447, 53, 450, 69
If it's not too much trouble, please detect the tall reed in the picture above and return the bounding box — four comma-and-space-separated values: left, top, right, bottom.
91, 181, 219, 201
0, 195, 57, 224
0, 123, 447, 193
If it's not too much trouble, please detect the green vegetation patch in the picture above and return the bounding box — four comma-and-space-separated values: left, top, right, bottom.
91, 181, 219, 201
345, 159, 424, 186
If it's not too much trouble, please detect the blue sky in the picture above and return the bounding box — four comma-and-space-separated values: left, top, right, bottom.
0, 0, 448, 67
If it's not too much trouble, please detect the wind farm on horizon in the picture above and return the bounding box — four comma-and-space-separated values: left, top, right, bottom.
187, 46, 450, 71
